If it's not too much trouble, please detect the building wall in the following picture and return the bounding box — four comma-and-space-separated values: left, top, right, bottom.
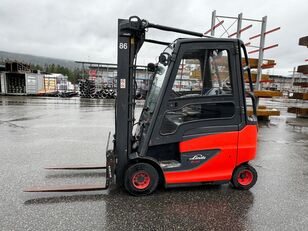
25, 73, 44, 94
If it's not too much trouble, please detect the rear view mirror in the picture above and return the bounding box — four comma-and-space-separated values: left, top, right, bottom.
147, 63, 156, 72
159, 52, 171, 66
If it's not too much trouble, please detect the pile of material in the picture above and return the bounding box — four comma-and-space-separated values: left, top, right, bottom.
287, 36, 308, 118
5, 62, 31, 73
79, 79, 96, 98
7, 75, 25, 93
79, 79, 116, 98
91, 88, 116, 99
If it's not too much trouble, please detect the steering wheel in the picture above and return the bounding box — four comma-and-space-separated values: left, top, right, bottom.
204, 87, 221, 96
171, 90, 181, 97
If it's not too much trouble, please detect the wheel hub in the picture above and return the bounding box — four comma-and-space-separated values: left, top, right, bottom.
237, 170, 253, 186
132, 171, 150, 190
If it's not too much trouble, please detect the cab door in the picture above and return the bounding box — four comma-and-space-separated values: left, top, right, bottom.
149, 41, 243, 184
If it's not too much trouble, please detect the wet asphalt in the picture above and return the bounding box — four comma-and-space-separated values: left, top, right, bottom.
0, 96, 307, 231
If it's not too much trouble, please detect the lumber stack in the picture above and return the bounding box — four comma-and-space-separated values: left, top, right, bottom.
253, 90, 283, 98
252, 90, 282, 119
288, 92, 308, 100
247, 106, 280, 117
287, 36, 308, 118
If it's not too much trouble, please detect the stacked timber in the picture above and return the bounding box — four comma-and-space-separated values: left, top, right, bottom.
254, 90, 282, 119
287, 36, 308, 117
242, 58, 276, 83
287, 107, 308, 115
243, 57, 282, 119
297, 35, 308, 76
293, 82, 308, 88
244, 73, 270, 83
287, 90, 308, 117
247, 105, 280, 117
288, 92, 308, 100
254, 90, 283, 98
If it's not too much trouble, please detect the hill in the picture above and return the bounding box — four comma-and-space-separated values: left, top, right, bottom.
0, 50, 79, 69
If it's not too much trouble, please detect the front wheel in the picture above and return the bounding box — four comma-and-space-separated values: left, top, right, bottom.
231, 164, 257, 190
124, 163, 159, 196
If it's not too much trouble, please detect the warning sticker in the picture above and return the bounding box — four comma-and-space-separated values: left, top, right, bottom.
120, 79, 126, 89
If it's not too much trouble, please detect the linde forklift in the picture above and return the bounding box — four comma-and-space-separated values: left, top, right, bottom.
25, 16, 258, 196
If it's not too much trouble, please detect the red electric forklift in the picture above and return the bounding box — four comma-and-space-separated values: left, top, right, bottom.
25, 16, 258, 196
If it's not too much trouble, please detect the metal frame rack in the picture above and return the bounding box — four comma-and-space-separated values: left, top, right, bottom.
206, 10, 280, 90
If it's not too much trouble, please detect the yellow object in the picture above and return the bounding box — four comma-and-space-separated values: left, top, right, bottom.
244, 73, 269, 82
247, 107, 280, 116
190, 70, 201, 79
242, 58, 276, 69
253, 90, 283, 98
44, 78, 57, 93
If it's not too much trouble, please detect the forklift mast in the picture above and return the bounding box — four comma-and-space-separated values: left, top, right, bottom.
116, 17, 146, 185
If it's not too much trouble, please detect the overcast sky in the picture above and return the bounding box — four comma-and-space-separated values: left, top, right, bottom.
0, 0, 307, 75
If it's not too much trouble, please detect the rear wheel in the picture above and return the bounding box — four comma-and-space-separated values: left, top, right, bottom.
231, 164, 257, 190
124, 163, 159, 196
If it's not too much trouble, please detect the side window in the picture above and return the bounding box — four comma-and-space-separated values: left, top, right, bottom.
160, 48, 236, 135
170, 49, 232, 98
208, 50, 232, 96
172, 59, 202, 96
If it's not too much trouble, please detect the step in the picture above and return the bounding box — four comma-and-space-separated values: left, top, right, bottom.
159, 160, 181, 169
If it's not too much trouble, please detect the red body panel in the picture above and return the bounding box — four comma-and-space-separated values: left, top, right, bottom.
164, 125, 257, 184
236, 125, 257, 166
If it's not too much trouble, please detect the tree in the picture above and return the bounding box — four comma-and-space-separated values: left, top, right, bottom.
30, 62, 82, 84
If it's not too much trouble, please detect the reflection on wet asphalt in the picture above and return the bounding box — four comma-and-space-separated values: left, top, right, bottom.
0, 96, 307, 230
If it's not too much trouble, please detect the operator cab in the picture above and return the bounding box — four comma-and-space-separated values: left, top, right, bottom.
135, 38, 253, 164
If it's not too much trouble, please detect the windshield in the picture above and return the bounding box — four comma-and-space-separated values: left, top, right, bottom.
145, 46, 173, 113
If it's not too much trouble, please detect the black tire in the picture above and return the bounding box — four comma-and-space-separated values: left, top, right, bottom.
124, 163, 159, 196
231, 164, 257, 190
